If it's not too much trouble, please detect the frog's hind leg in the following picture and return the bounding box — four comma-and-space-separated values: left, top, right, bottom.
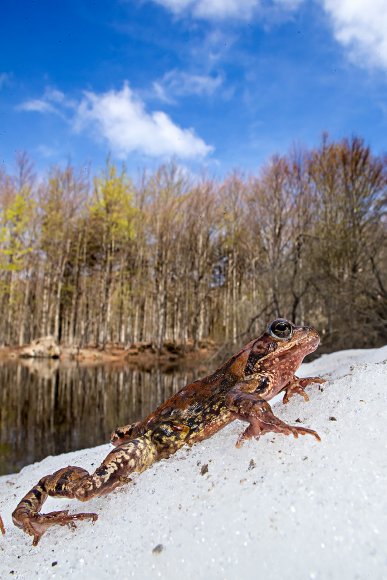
12, 468, 98, 546
12, 434, 157, 546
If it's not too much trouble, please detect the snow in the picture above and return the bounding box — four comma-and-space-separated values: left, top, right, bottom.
0, 345, 386, 580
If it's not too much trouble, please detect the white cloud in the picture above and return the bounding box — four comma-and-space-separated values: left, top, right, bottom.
322, 0, 387, 69
153, 0, 387, 71
74, 83, 213, 159
43, 88, 67, 104
153, 0, 260, 20
18, 87, 74, 114
18, 99, 57, 114
18, 82, 212, 159
194, 0, 258, 19
153, 70, 223, 103
153, 0, 303, 20
153, 0, 193, 13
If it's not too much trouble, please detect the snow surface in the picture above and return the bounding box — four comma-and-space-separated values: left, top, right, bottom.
0, 346, 386, 580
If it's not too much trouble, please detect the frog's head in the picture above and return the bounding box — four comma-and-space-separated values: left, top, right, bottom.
229, 318, 320, 380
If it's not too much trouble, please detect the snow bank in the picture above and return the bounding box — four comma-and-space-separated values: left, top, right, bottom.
0, 346, 386, 580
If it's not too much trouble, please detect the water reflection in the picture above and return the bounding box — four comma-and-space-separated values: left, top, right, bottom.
0, 359, 207, 475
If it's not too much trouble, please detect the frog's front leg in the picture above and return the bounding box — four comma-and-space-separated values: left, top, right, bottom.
282, 375, 326, 404
226, 387, 320, 448
12, 433, 157, 546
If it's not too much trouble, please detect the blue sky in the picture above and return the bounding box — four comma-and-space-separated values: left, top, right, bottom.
1, 0, 386, 177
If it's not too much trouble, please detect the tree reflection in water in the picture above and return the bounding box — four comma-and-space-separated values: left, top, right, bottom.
0, 360, 203, 475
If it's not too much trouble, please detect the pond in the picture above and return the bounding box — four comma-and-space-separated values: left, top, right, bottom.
0, 358, 209, 476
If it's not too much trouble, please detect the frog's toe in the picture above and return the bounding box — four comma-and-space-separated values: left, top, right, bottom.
269, 420, 321, 442
299, 377, 326, 389
21, 510, 98, 546
235, 418, 261, 448
283, 385, 309, 404
290, 425, 321, 442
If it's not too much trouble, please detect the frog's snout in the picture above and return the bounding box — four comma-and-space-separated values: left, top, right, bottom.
301, 326, 320, 349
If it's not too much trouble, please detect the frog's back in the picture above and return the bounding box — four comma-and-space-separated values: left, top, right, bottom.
143, 368, 236, 448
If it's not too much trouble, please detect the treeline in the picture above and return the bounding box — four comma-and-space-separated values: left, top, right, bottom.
0, 135, 386, 351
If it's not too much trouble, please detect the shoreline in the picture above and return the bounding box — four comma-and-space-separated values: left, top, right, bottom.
0, 345, 386, 579
0, 340, 219, 367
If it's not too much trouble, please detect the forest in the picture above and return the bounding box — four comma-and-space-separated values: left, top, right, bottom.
0, 135, 386, 352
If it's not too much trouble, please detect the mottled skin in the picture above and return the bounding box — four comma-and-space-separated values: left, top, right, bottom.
3, 319, 325, 546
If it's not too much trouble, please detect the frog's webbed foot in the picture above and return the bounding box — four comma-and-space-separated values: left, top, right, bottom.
21, 510, 98, 546
226, 389, 320, 448
282, 381, 309, 404
13, 435, 158, 545
282, 375, 326, 404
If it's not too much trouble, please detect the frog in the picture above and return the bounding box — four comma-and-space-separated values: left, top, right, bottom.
6, 318, 325, 546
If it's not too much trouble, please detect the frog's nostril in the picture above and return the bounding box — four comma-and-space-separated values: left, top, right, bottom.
302, 325, 315, 333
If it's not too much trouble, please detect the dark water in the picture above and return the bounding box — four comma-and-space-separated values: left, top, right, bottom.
0, 359, 207, 476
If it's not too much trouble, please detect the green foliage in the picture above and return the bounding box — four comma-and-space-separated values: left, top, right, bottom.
91, 160, 137, 245
0, 190, 34, 272
0, 142, 385, 349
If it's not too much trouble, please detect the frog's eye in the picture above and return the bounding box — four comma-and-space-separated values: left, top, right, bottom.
269, 319, 293, 341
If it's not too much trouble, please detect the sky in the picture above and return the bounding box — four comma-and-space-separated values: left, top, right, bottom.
1, 0, 386, 177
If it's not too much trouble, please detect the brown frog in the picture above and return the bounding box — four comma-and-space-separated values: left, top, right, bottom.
5, 318, 324, 546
